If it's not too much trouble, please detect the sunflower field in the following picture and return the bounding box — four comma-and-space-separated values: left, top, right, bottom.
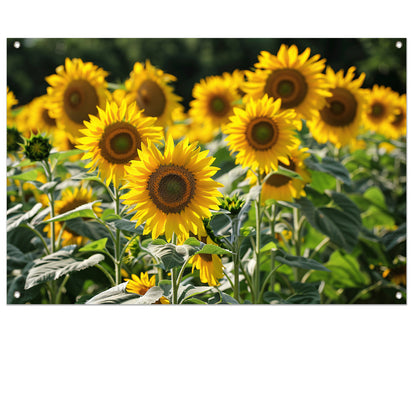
6, 38, 407, 305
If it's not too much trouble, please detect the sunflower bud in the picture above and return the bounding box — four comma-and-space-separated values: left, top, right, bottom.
23, 134, 52, 162
219, 194, 245, 217
7, 126, 24, 153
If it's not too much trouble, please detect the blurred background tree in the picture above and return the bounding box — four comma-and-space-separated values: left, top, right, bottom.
7, 38, 406, 110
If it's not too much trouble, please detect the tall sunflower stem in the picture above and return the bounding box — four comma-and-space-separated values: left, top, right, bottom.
171, 233, 179, 304
114, 186, 122, 286
231, 217, 241, 303
254, 170, 263, 304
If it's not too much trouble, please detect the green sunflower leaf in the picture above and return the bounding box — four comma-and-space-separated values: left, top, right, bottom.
145, 242, 201, 270
25, 246, 105, 290
44, 201, 101, 223
78, 238, 109, 254
7, 202, 43, 232
305, 156, 352, 185
123, 286, 165, 305
8, 167, 44, 182
273, 249, 330, 272
48, 149, 83, 163
85, 282, 139, 304
196, 244, 233, 256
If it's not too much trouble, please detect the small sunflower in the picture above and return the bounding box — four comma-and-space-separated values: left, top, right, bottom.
247, 145, 311, 203
243, 44, 331, 122
45, 57, 110, 137
124, 272, 169, 304
122, 135, 224, 242
114, 60, 182, 128
77, 100, 163, 187
385, 93, 406, 140
362, 85, 398, 135
189, 74, 242, 131
307, 66, 368, 148
46, 187, 102, 247
223, 94, 301, 174
7, 87, 18, 126
25, 95, 58, 136
189, 234, 224, 287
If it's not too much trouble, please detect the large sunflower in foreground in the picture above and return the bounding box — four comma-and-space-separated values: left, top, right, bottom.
189, 73, 242, 132
77, 100, 163, 187
113, 60, 182, 128
247, 144, 311, 203
385, 93, 406, 140
362, 85, 398, 135
124, 272, 169, 304
45, 187, 102, 247
122, 135, 223, 242
189, 234, 224, 287
223, 94, 301, 174
307, 66, 368, 148
45, 57, 110, 137
243, 44, 331, 122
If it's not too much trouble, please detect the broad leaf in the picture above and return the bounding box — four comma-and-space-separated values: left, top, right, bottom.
86, 282, 139, 304
78, 238, 109, 254
305, 156, 352, 185
25, 247, 105, 289
7, 203, 43, 232
273, 249, 330, 272
145, 242, 201, 270
44, 201, 101, 223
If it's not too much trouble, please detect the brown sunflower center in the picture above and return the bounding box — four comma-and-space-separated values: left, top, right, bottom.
209, 95, 230, 117
63, 79, 99, 125
42, 108, 57, 127
265, 68, 308, 109
266, 158, 296, 188
147, 164, 196, 214
370, 102, 385, 119
319, 87, 357, 127
136, 79, 166, 118
246, 117, 279, 151
99, 122, 141, 164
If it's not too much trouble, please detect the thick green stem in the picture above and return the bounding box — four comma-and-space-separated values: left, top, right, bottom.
254, 175, 263, 303
170, 234, 179, 304
114, 186, 122, 286
231, 217, 241, 303
55, 274, 71, 304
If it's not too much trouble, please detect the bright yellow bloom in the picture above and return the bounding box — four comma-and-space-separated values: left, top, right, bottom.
362, 85, 398, 135
247, 144, 311, 203
307, 66, 368, 148
124, 272, 169, 303
26, 95, 58, 136
223, 94, 301, 174
7, 87, 18, 126
45, 57, 110, 137
45, 187, 102, 247
243, 44, 331, 122
189, 234, 224, 287
122, 135, 223, 242
114, 60, 182, 128
385, 93, 406, 140
77, 100, 163, 187
189, 73, 242, 131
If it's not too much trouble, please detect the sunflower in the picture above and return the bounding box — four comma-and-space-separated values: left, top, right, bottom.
52, 129, 82, 161
223, 94, 301, 174
362, 85, 398, 135
122, 135, 223, 242
7, 87, 18, 126
247, 144, 311, 203
26, 95, 58, 136
189, 73, 242, 132
77, 100, 163, 187
385, 93, 406, 140
190, 234, 224, 286
45, 187, 102, 247
124, 272, 169, 304
243, 44, 331, 122
114, 60, 182, 128
45, 57, 110, 137
307, 66, 368, 148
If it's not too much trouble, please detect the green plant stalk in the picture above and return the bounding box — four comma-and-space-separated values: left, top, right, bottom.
231, 217, 241, 303
55, 274, 71, 304
170, 233, 179, 304
95, 263, 116, 287
114, 187, 122, 286
254, 185, 262, 304
42, 160, 56, 254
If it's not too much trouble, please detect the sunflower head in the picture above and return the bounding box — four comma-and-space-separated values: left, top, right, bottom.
243, 44, 331, 122
307, 66, 368, 147
124, 272, 169, 303
189, 73, 242, 131
386, 93, 406, 139
117, 60, 183, 128
223, 94, 301, 174
7, 87, 18, 126
45, 57, 110, 137
122, 134, 224, 242
77, 99, 164, 187
219, 194, 245, 216
23, 133, 53, 162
